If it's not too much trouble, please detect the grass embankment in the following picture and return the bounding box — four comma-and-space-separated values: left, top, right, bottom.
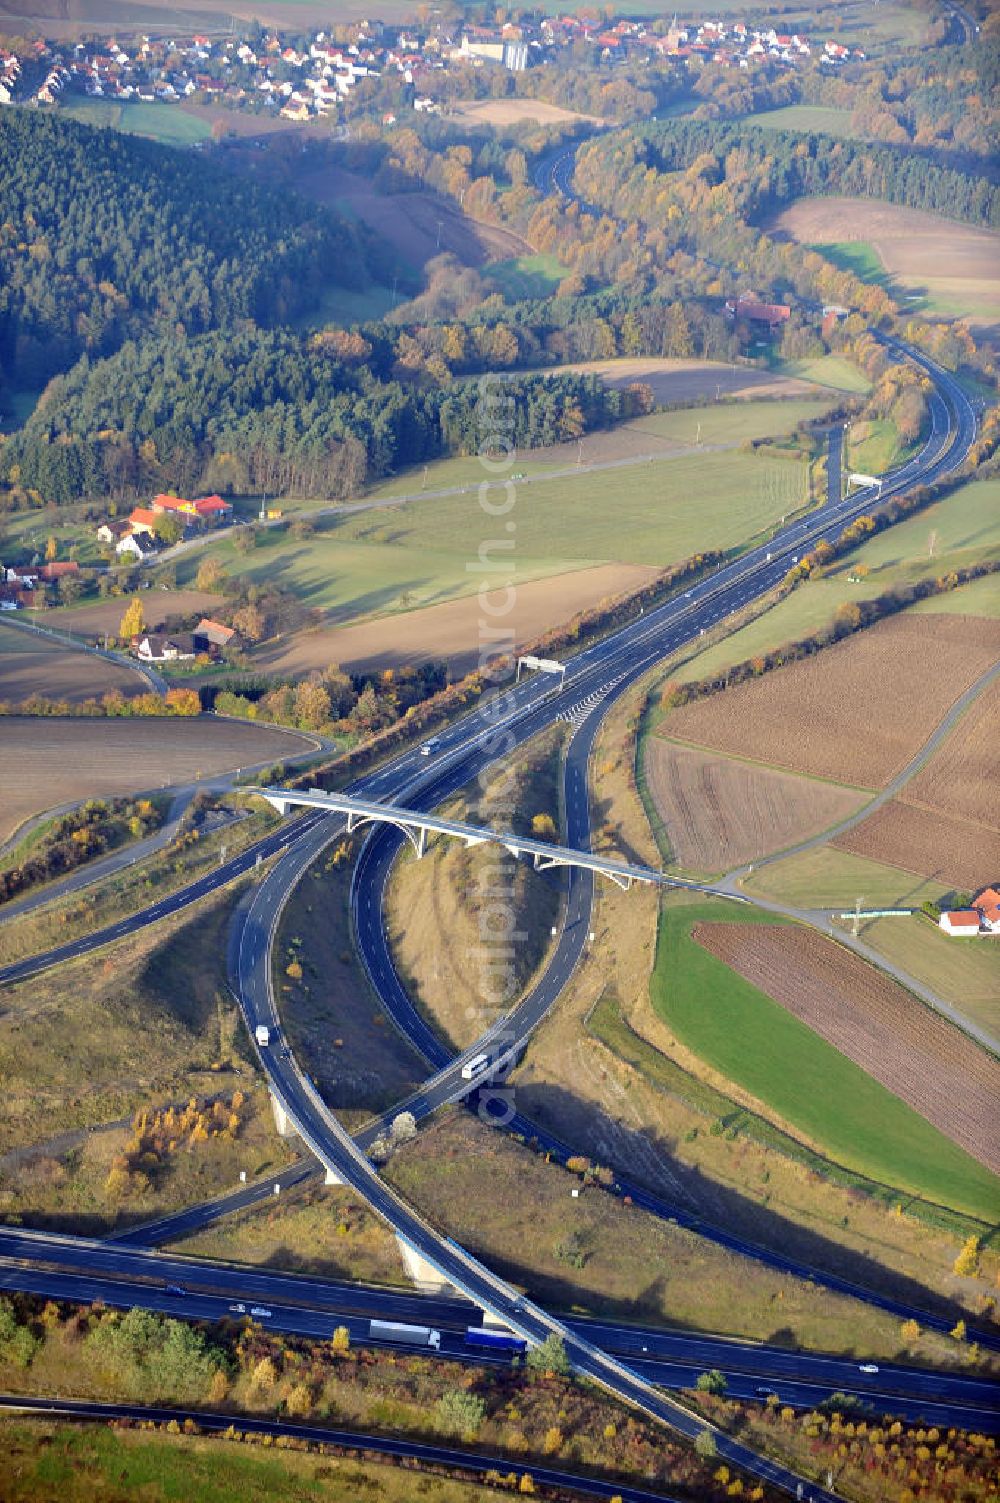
273, 837, 425, 1116
0, 1422, 500, 1503
0, 797, 278, 969
0, 887, 297, 1233
385, 1112, 982, 1368
650, 903, 1000, 1223
170, 1180, 406, 1288
386, 725, 566, 1052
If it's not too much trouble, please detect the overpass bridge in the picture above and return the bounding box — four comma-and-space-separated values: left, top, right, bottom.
253, 786, 743, 897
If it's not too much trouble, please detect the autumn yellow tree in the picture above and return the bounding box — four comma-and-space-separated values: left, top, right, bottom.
953, 1236, 980, 1277
45, 534, 58, 562
119, 597, 145, 641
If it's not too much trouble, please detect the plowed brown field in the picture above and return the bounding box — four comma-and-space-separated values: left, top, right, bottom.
834, 677, 1000, 886
661, 614, 1000, 789
835, 801, 999, 891
0, 625, 143, 705
0, 716, 315, 841
693, 922, 1000, 1173
644, 740, 864, 873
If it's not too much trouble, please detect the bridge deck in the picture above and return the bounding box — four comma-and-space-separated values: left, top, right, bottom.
253, 786, 740, 896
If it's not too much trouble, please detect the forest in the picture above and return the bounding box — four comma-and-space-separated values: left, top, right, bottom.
1, 328, 632, 503
634, 118, 1000, 227
0, 111, 374, 388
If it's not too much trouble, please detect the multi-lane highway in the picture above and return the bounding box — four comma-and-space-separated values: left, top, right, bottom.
1, 139, 987, 1493
0, 1226, 995, 1431
218, 317, 983, 1496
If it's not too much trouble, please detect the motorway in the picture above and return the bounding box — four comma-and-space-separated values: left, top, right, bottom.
0, 159, 988, 1493
217, 318, 984, 1497
0, 1227, 996, 1431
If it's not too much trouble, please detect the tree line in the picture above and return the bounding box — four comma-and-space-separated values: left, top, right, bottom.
1, 327, 632, 503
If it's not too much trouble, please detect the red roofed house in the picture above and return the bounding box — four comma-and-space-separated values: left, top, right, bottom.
725, 294, 791, 330
973, 887, 1000, 934
193, 618, 238, 655
938, 909, 984, 937
128, 506, 159, 536
151, 493, 232, 528
38, 561, 80, 582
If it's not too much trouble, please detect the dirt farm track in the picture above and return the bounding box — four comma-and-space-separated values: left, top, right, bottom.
694, 922, 1000, 1175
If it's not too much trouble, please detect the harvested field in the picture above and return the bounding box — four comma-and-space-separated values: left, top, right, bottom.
644, 740, 865, 873
694, 921, 1000, 1175
255, 562, 656, 676
449, 98, 603, 128
556, 356, 819, 405
0, 624, 143, 705
770, 197, 1000, 328
258, 155, 529, 272
901, 677, 1000, 827
771, 197, 999, 285
661, 613, 1000, 790
0, 715, 315, 842
834, 799, 999, 892
833, 677, 1000, 888
50, 589, 222, 640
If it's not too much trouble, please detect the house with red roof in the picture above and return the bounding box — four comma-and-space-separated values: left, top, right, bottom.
938, 909, 983, 936
128, 507, 159, 536
972, 887, 1000, 934
38, 561, 80, 581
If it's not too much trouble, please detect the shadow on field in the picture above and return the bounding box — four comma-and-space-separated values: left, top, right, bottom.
509, 1081, 989, 1334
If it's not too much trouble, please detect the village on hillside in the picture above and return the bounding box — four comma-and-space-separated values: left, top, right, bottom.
0, 14, 866, 123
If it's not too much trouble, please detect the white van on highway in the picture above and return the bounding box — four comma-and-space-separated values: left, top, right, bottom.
461, 1052, 490, 1081
421, 737, 442, 757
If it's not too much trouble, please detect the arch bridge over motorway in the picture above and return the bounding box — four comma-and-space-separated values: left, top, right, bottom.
254, 786, 743, 898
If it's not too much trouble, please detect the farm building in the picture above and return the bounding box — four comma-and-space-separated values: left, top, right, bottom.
973, 887, 1000, 934
724, 294, 791, 330
133, 633, 197, 663
193, 618, 238, 655
939, 909, 986, 936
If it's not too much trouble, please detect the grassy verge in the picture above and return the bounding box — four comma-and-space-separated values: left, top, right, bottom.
0, 1421, 502, 1503
650, 902, 1000, 1223
273, 838, 425, 1115
744, 845, 951, 909
0, 797, 279, 969
169, 1180, 406, 1288
385, 724, 567, 1052
385, 1113, 983, 1368
0, 885, 297, 1234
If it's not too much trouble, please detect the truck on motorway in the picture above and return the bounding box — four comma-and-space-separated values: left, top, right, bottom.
464, 1326, 527, 1355
255, 1024, 270, 1047
369, 1319, 441, 1350
461, 1052, 490, 1081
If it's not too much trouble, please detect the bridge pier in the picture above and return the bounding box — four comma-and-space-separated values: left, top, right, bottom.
396, 1234, 454, 1292
270, 1093, 295, 1138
